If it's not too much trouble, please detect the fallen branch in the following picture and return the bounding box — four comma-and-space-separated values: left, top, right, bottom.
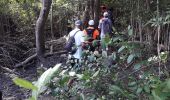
0, 42, 21, 50
14, 50, 67, 68
14, 54, 37, 68
1, 66, 19, 75
45, 37, 66, 45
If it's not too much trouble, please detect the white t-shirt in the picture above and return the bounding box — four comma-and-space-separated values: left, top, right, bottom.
68, 28, 84, 59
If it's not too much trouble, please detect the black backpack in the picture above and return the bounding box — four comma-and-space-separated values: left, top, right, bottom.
64, 30, 80, 54
85, 28, 95, 42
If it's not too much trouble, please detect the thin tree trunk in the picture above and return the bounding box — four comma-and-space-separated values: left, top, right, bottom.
90, 0, 94, 19
35, 0, 52, 63
156, 0, 161, 77
50, 0, 54, 53
83, 0, 90, 28
137, 0, 142, 42
94, 0, 100, 28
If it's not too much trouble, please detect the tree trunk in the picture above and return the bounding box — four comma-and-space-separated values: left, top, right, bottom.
83, 0, 90, 28
90, 0, 94, 19
94, 0, 100, 28
35, 0, 52, 63
50, 0, 54, 53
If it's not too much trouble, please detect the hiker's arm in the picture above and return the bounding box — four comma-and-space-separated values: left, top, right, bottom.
98, 19, 102, 29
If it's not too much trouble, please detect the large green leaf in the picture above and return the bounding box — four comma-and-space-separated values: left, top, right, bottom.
152, 90, 162, 100
13, 77, 37, 90
32, 64, 61, 99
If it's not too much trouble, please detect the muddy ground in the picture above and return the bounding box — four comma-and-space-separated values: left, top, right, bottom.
0, 54, 67, 100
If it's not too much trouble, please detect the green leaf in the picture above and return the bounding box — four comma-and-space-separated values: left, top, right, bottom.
76, 74, 84, 79
110, 85, 124, 94
28, 97, 36, 100
104, 34, 111, 44
136, 87, 143, 94
166, 79, 170, 90
118, 46, 126, 53
59, 76, 70, 86
102, 51, 107, 58
128, 82, 137, 87
152, 90, 162, 100
32, 64, 61, 99
112, 36, 123, 42
128, 25, 131, 30
128, 29, 133, 36
134, 63, 141, 70
91, 69, 100, 79
13, 77, 37, 90
127, 54, 135, 63
144, 86, 150, 93
80, 93, 85, 100
112, 52, 117, 60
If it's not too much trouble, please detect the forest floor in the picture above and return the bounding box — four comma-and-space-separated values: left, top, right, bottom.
0, 53, 67, 100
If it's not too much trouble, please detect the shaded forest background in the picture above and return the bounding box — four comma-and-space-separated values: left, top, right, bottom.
1, 0, 170, 99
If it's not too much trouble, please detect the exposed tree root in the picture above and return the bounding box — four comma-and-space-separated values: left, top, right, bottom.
14, 51, 67, 68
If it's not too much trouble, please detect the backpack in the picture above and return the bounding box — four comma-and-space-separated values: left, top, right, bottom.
65, 30, 80, 54
85, 28, 95, 38
102, 18, 111, 34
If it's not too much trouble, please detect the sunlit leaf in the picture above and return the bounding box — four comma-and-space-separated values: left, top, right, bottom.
32, 64, 61, 99
13, 77, 37, 90
127, 54, 135, 63
91, 69, 100, 79
112, 52, 117, 60
118, 46, 126, 53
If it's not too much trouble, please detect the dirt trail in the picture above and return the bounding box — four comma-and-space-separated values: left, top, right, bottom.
1, 54, 67, 100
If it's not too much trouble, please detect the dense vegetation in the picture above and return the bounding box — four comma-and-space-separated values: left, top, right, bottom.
1, 0, 170, 99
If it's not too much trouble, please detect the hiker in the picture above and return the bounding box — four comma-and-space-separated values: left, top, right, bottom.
83, 20, 100, 52
67, 20, 85, 67
98, 12, 112, 50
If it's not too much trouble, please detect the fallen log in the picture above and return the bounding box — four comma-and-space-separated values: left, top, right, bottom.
14, 50, 67, 68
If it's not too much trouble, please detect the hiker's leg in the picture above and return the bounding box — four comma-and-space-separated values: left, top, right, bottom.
101, 37, 106, 51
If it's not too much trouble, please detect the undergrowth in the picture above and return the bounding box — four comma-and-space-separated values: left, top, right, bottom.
13, 28, 170, 100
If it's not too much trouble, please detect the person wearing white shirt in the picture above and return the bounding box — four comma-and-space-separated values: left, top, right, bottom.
68, 20, 85, 67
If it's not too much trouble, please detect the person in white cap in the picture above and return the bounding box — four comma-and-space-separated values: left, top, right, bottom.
98, 12, 112, 50
68, 20, 85, 67
83, 20, 100, 51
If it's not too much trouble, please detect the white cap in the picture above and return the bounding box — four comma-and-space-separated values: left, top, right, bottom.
103, 12, 108, 17
88, 20, 94, 26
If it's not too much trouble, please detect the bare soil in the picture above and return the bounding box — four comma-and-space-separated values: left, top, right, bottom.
0, 54, 67, 100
